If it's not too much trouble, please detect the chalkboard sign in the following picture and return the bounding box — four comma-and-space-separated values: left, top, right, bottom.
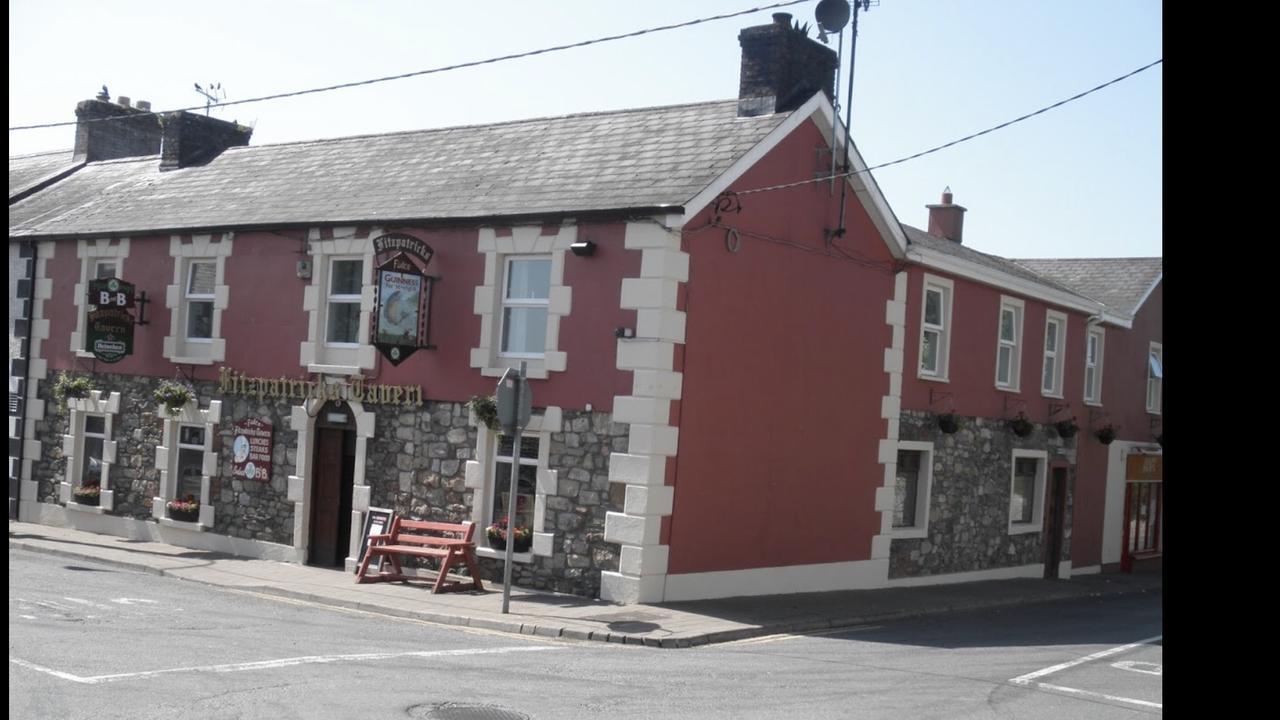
355, 507, 395, 574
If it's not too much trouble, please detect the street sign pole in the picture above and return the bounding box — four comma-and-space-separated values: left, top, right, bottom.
500, 361, 526, 615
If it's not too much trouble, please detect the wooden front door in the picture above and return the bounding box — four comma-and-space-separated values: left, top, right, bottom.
1043, 466, 1068, 579
309, 404, 356, 567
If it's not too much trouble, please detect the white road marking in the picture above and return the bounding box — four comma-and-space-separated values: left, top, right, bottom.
1112, 660, 1162, 676
718, 625, 884, 646
109, 598, 157, 605
1009, 635, 1162, 685
62, 597, 115, 611
19, 615, 36, 620
1038, 682, 1162, 710
11, 645, 561, 685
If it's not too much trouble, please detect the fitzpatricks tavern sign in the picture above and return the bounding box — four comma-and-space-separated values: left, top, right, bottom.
217, 367, 424, 407
85, 277, 136, 363
372, 233, 437, 366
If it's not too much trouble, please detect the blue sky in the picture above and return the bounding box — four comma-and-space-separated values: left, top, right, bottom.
8, 1, 1161, 259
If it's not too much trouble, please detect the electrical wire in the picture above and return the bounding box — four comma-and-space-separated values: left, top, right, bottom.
735, 58, 1163, 197
8, 1, 807, 132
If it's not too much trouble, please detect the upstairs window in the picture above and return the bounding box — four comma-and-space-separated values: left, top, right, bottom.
1041, 311, 1067, 397
1147, 343, 1163, 414
919, 276, 954, 380
184, 261, 216, 341
326, 258, 364, 345
500, 257, 551, 357
996, 297, 1024, 390
1084, 328, 1105, 405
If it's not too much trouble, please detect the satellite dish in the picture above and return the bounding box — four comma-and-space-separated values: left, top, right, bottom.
815, 0, 852, 33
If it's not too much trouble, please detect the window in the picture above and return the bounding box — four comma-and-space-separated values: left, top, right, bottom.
500, 257, 551, 357
1147, 343, 1163, 414
94, 261, 117, 280
1041, 311, 1067, 397
892, 442, 933, 538
184, 261, 216, 341
487, 434, 539, 548
1009, 450, 1047, 533
326, 258, 364, 345
995, 297, 1024, 390
175, 425, 206, 502
1084, 328, 1104, 405
918, 276, 953, 380
80, 414, 107, 488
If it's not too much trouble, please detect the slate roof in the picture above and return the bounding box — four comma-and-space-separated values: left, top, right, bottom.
9, 101, 789, 238
1011, 257, 1162, 318
9, 149, 75, 199
902, 225, 1094, 301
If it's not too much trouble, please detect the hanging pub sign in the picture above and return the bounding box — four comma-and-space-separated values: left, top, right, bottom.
372, 233, 437, 366
231, 418, 273, 482
85, 277, 136, 363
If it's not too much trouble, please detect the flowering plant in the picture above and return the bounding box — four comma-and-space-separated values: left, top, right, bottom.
166, 496, 200, 514
73, 484, 101, 504
154, 380, 194, 415
486, 516, 533, 550
1009, 412, 1034, 438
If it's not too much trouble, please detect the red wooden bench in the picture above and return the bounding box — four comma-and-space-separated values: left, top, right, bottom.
354, 517, 485, 594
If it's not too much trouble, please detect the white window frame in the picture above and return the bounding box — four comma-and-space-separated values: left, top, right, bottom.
463, 408, 563, 561
483, 432, 541, 552
1041, 310, 1068, 398
300, 229, 376, 376
1147, 342, 1163, 414
498, 255, 552, 359
1084, 326, 1105, 406
59, 390, 121, 512
152, 400, 221, 529
324, 257, 365, 348
1008, 449, 1048, 534
70, 238, 130, 358
471, 225, 574, 379
183, 261, 217, 343
892, 441, 934, 539
164, 235, 232, 364
995, 296, 1024, 391
917, 274, 954, 382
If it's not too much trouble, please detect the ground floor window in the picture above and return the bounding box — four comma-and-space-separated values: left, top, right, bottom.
79, 414, 107, 489
489, 434, 539, 536
892, 442, 934, 538
175, 425, 206, 502
1008, 450, 1047, 534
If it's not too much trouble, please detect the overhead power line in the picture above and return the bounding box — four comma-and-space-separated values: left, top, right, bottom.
736, 58, 1164, 197
8, 1, 807, 132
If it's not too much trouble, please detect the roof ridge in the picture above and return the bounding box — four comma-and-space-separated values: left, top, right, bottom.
219, 98, 746, 154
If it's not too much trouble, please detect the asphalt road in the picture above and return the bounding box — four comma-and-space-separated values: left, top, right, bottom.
8, 549, 1162, 719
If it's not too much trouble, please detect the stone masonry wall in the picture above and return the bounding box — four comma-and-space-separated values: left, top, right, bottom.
889, 411, 1075, 579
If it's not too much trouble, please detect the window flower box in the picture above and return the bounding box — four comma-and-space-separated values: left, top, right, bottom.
167, 497, 200, 523
486, 517, 532, 553
72, 484, 101, 506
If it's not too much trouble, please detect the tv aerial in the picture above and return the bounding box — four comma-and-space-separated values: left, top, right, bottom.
193, 82, 226, 115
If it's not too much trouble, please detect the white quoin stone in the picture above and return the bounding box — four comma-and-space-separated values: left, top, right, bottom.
604, 511, 662, 546
612, 396, 671, 426
607, 453, 667, 487
620, 544, 670, 577
624, 484, 675, 517
599, 571, 666, 604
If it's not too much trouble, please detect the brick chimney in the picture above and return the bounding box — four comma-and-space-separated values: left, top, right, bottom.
73, 97, 163, 163
737, 13, 838, 117
159, 111, 253, 171
927, 187, 967, 244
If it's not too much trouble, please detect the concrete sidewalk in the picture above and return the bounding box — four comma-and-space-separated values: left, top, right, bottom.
8, 521, 1160, 649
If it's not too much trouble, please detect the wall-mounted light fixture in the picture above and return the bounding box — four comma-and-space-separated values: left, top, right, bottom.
570, 240, 597, 257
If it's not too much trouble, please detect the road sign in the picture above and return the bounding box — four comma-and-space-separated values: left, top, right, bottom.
495, 367, 532, 431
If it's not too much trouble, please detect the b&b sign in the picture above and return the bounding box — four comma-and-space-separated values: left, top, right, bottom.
85, 277, 136, 364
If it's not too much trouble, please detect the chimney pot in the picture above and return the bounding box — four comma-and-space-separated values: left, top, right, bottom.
773, 12, 793, 24
117, 96, 131, 108
136, 100, 151, 111
927, 188, 967, 244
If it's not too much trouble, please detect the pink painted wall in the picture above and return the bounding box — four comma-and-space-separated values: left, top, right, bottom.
666, 119, 898, 574
899, 266, 1093, 422
41, 222, 641, 411
1070, 280, 1163, 567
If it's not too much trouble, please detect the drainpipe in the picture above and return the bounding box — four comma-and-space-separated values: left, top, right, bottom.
9, 241, 37, 520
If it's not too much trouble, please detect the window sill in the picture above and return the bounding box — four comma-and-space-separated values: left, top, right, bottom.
307, 363, 362, 376
158, 517, 208, 532
65, 501, 107, 515
167, 356, 215, 366
1040, 391, 1064, 400
917, 373, 950, 384
995, 385, 1021, 394
891, 527, 929, 540
476, 546, 533, 564
1084, 400, 1103, 408
1007, 522, 1042, 535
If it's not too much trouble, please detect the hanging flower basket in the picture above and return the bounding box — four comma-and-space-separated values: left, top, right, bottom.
937, 413, 960, 434
167, 496, 200, 523
468, 395, 499, 431
1054, 418, 1079, 439
486, 517, 532, 553
72, 484, 101, 506
52, 372, 94, 404
1095, 425, 1118, 445
1008, 413, 1034, 438
154, 380, 194, 415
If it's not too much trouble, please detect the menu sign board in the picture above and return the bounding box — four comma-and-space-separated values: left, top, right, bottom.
231, 418, 273, 482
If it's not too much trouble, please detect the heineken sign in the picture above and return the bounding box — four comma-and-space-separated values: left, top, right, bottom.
372, 234, 437, 366
86, 277, 136, 363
